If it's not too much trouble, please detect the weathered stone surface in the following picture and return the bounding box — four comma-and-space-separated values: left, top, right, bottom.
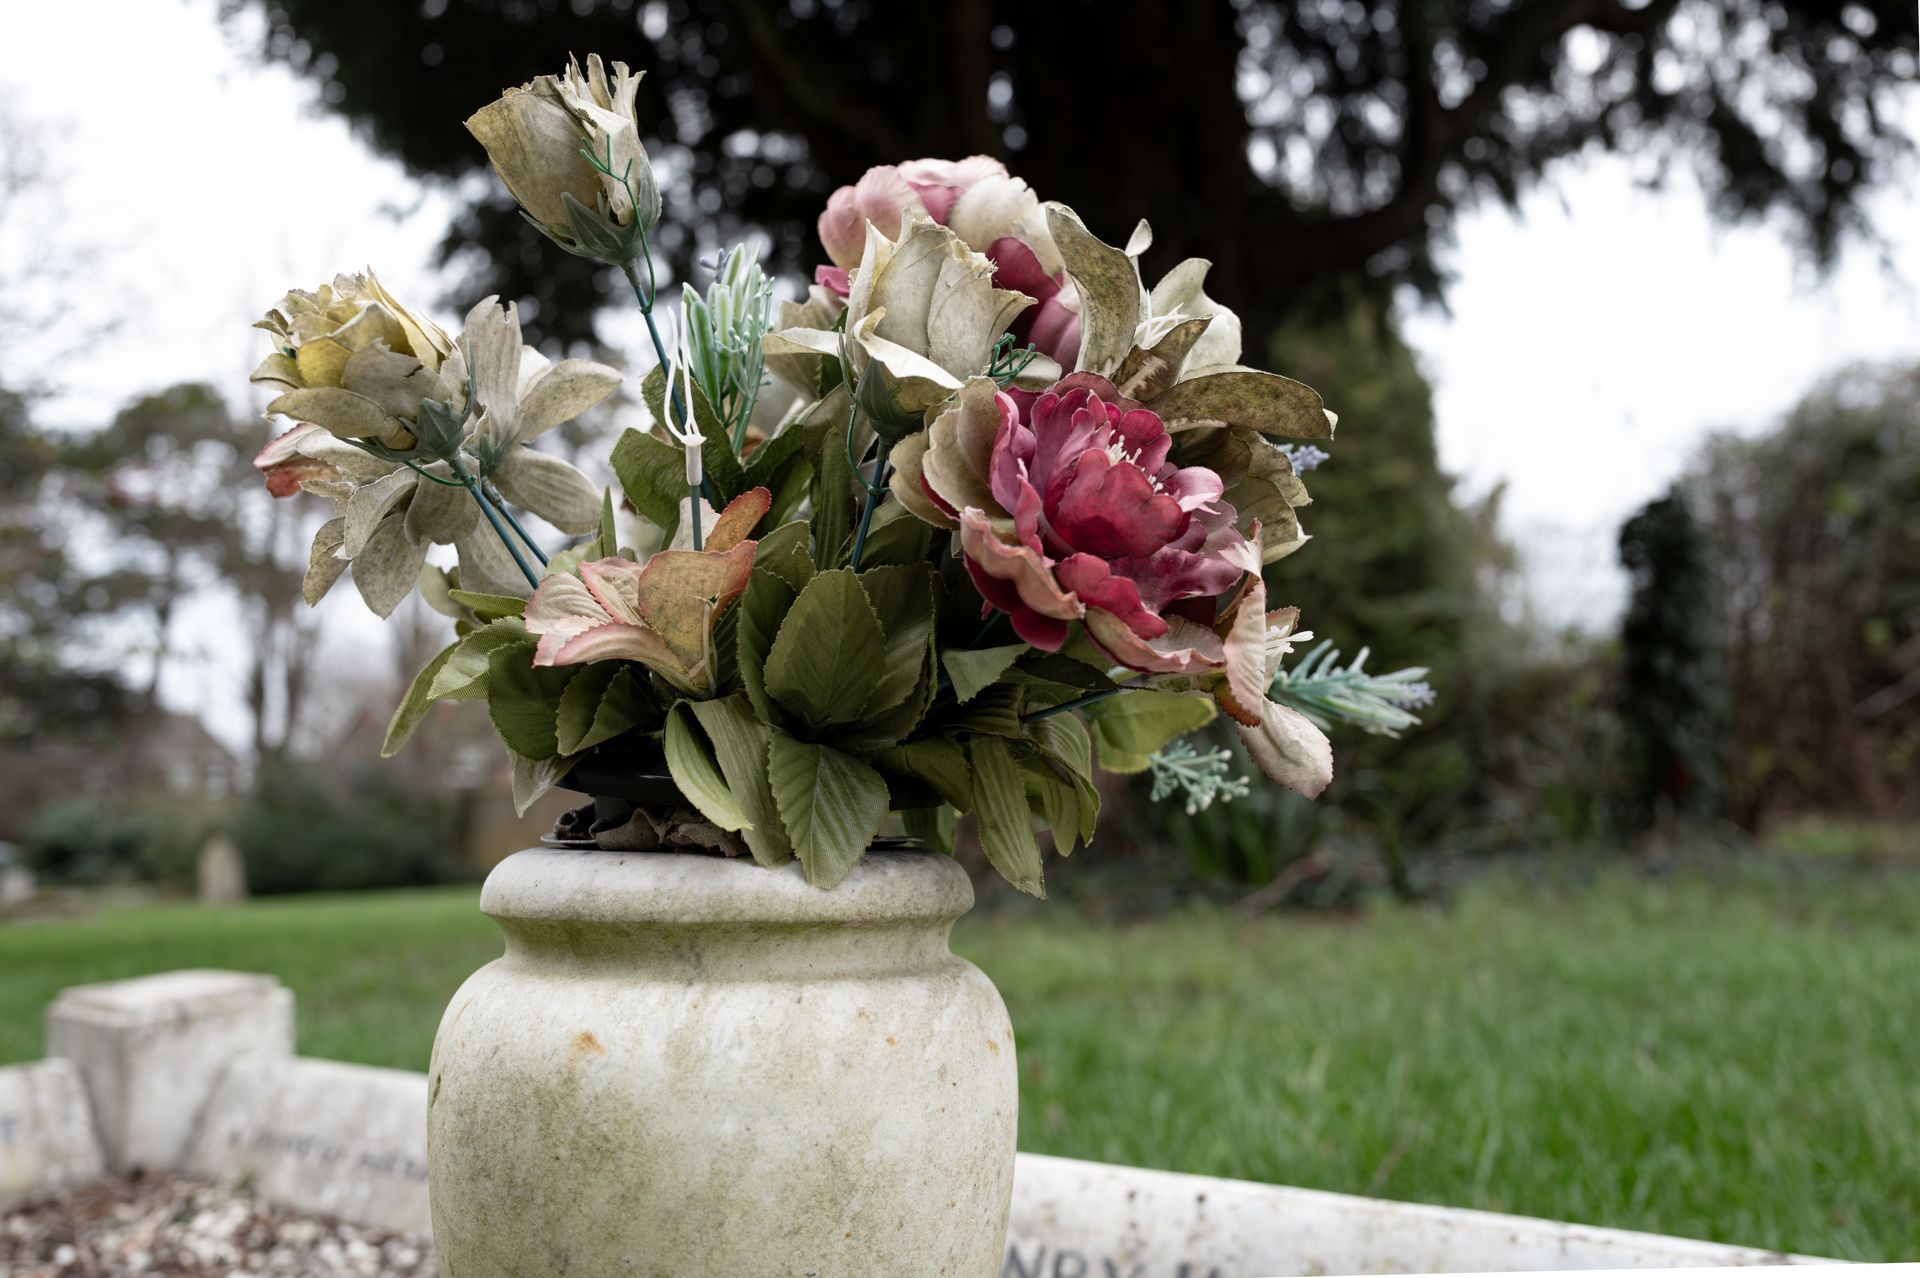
0, 861, 34, 907
47, 969, 293, 1172
185, 1053, 431, 1237
196, 833, 249, 903
429, 848, 1018, 1278
0, 1058, 105, 1210
1004, 1153, 1821, 1277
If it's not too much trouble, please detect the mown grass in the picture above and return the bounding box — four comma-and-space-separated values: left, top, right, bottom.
3, 862, 1916, 1260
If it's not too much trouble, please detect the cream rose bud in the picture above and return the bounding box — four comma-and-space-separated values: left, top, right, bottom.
466, 54, 660, 260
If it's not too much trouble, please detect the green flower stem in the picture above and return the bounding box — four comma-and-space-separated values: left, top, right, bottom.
623, 255, 704, 552
481, 481, 550, 567
447, 456, 540, 590
849, 456, 892, 571
1020, 681, 1142, 724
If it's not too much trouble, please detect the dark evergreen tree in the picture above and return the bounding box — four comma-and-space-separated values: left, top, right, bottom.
1616, 485, 1727, 832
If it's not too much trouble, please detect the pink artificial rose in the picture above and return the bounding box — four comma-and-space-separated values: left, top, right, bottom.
815, 156, 1080, 368
936, 375, 1252, 672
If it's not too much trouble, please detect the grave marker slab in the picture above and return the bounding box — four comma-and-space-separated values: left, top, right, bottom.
1004, 1155, 1819, 1278
47, 969, 293, 1172
0, 1059, 105, 1210
184, 1053, 431, 1236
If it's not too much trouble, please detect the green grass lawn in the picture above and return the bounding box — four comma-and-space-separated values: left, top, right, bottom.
3, 863, 1917, 1261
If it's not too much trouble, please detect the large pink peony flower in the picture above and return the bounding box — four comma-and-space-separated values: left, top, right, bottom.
815, 157, 1081, 368
925, 375, 1253, 673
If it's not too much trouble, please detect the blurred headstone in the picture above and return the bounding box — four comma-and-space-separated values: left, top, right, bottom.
196, 834, 248, 904
0, 1059, 106, 1210
186, 1054, 430, 1236
0, 862, 34, 907
47, 970, 293, 1172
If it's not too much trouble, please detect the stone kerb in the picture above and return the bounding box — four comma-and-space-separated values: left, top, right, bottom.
45, 969, 293, 1172
185, 1053, 431, 1236
0, 1058, 106, 1211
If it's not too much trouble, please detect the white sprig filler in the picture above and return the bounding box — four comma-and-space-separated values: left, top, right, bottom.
661, 317, 707, 549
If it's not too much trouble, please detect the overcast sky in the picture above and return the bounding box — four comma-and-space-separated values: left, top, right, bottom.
2, 0, 1916, 742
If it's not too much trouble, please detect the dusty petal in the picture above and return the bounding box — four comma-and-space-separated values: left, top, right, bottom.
404, 470, 480, 544
303, 517, 349, 606
1148, 369, 1336, 440
1218, 570, 1270, 727
352, 513, 431, 619
340, 342, 444, 420
886, 430, 955, 529
920, 377, 1010, 518
1240, 699, 1334, 798
341, 470, 419, 558
492, 448, 601, 534
516, 357, 622, 441
456, 523, 534, 598
577, 557, 649, 627
959, 507, 1082, 624
265, 387, 409, 446
1045, 203, 1142, 378
1083, 610, 1226, 676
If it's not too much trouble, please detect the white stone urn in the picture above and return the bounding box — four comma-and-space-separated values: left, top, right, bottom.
427, 846, 1018, 1277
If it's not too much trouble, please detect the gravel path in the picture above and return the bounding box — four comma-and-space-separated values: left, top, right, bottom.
1, 1173, 435, 1277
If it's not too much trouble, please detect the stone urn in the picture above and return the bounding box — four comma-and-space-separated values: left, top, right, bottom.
427, 847, 1018, 1277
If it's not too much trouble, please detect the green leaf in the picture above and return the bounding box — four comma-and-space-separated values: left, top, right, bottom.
446, 589, 526, 621
768, 732, 888, 889
595, 487, 618, 558
854, 563, 937, 721
1028, 711, 1099, 845
743, 420, 806, 490
665, 702, 751, 831
932, 684, 1023, 738
555, 664, 654, 755
855, 501, 934, 568
869, 735, 974, 811
1023, 757, 1082, 857
382, 642, 458, 758
752, 520, 815, 589
689, 695, 793, 867
1086, 690, 1217, 773
763, 568, 887, 728
427, 618, 531, 701
811, 408, 856, 568
485, 642, 575, 760
942, 644, 1028, 704
902, 805, 956, 855
738, 566, 802, 723
1010, 652, 1114, 692
609, 425, 686, 530
641, 366, 745, 502
967, 735, 1045, 898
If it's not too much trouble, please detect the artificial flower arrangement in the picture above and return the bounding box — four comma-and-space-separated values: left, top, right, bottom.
251, 54, 1431, 894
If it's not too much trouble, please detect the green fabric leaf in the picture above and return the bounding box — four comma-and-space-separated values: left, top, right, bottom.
763, 568, 886, 728
902, 805, 956, 855
967, 734, 1045, 898
942, 644, 1028, 704
641, 366, 745, 502
689, 694, 793, 868
811, 408, 856, 568
555, 664, 653, 755
854, 563, 937, 722
854, 501, 934, 568
609, 424, 686, 531
752, 520, 816, 589
743, 420, 806, 490
382, 642, 458, 758
869, 735, 974, 811
485, 642, 575, 760
446, 589, 527, 621
738, 565, 802, 723
665, 702, 751, 831
1086, 690, 1217, 773
427, 618, 531, 701
768, 732, 888, 889
1027, 711, 1100, 845
511, 750, 577, 817
933, 684, 1023, 738
1024, 757, 1082, 857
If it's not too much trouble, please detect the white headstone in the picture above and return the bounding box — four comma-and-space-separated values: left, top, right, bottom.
195, 834, 248, 904
185, 1054, 430, 1236
46, 969, 293, 1172
1004, 1154, 1820, 1277
0, 1059, 106, 1210
0, 863, 34, 907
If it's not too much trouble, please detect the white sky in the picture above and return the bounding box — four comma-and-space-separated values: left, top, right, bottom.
1, 0, 1915, 741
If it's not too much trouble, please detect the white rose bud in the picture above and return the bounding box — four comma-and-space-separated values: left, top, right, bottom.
466, 54, 661, 263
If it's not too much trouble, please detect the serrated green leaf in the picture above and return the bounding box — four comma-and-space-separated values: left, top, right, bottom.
753, 520, 815, 589
855, 501, 934, 568
768, 732, 888, 889
382, 641, 458, 758
743, 420, 806, 490
869, 735, 974, 811
1023, 757, 1081, 857
511, 750, 577, 817
934, 684, 1024, 738
555, 664, 653, 755
1086, 690, 1217, 773
1027, 711, 1099, 845
902, 805, 956, 854
942, 644, 1028, 704
689, 694, 792, 867
597, 488, 619, 558
485, 641, 575, 760
968, 734, 1045, 898
446, 588, 527, 621
763, 568, 886, 728
855, 563, 936, 721
811, 408, 856, 568
738, 565, 801, 724
610, 424, 687, 531
665, 702, 750, 831
427, 618, 531, 701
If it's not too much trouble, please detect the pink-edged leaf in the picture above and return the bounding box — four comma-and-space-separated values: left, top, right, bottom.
544, 619, 680, 670
1083, 610, 1226, 676
632, 541, 758, 669
524, 573, 610, 636
706, 486, 773, 553
577, 557, 648, 626
1218, 569, 1269, 726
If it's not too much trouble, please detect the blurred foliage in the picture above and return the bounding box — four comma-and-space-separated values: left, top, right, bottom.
22, 793, 215, 889
220, 0, 1916, 348
1688, 362, 1920, 827
231, 763, 468, 896
1616, 486, 1728, 832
